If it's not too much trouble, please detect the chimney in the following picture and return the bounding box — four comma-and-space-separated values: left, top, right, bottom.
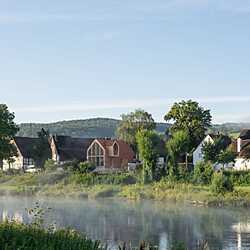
237, 137, 242, 153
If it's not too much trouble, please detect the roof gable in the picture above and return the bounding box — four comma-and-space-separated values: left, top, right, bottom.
13, 137, 40, 158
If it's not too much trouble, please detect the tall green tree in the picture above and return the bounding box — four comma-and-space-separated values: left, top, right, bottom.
166, 130, 190, 179
0, 104, 19, 168
202, 135, 232, 163
217, 148, 236, 169
136, 130, 160, 183
32, 129, 51, 168
117, 109, 156, 152
164, 100, 212, 150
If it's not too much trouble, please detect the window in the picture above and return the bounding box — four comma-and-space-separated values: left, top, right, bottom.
88, 142, 104, 167
113, 142, 119, 156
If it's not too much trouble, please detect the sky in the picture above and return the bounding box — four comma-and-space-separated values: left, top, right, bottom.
0, 0, 250, 124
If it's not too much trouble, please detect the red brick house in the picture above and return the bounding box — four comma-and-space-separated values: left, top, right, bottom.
87, 139, 135, 169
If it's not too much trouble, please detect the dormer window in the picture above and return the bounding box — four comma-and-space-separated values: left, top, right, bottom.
113, 142, 119, 156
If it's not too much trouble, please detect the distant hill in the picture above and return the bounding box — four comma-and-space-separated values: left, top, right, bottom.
17, 118, 250, 138
17, 118, 170, 138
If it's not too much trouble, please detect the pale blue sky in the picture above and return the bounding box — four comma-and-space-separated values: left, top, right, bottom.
0, 0, 250, 123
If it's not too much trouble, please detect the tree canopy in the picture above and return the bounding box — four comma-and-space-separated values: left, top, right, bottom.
117, 109, 156, 151
136, 129, 160, 183
32, 129, 51, 168
0, 104, 19, 165
164, 100, 212, 150
166, 130, 190, 178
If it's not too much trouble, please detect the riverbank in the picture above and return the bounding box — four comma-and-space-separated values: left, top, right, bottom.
1, 170, 250, 207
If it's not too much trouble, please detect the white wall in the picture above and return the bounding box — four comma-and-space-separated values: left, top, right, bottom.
2, 156, 23, 171
234, 158, 250, 170
193, 135, 214, 166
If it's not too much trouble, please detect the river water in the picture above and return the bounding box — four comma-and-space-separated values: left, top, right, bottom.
0, 197, 250, 249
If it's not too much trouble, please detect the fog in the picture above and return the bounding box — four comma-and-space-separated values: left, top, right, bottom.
1, 197, 250, 250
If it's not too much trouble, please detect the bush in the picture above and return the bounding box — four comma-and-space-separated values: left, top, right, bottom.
193, 161, 214, 185
223, 170, 250, 186
70, 173, 137, 186
0, 221, 103, 250
78, 162, 96, 174
44, 160, 57, 171
210, 172, 234, 195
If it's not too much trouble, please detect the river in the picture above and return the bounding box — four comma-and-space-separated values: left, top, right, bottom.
0, 197, 250, 249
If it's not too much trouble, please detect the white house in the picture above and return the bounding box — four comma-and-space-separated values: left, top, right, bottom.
234, 129, 250, 170
193, 134, 233, 169
193, 134, 218, 166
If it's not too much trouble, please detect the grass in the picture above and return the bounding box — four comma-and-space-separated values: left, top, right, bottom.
1, 170, 250, 207
0, 221, 104, 250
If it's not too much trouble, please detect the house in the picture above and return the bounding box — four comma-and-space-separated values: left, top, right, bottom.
2, 137, 39, 171
50, 135, 94, 164
234, 129, 250, 170
87, 138, 135, 170
193, 134, 231, 166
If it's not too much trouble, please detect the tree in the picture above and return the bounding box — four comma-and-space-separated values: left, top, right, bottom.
202, 141, 218, 163
217, 148, 236, 169
202, 135, 233, 164
32, 129, 51, 168
136, 130, 160, 183
210, 172, 234, 195
166, 130, 190, 179
164, 100, 212, 150
117, 109, 156, 152
0, 104, 19, 168
193, 161, 214, 185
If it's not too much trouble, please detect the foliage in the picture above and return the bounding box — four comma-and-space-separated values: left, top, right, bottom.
44, 159, 57, 171
193, 161, 214, 185
217, 149, 236, 168
0, 221, 103, 250
0, 104, 19, 166
202, 135, 232, 163
210, 172, 234, 195
117, 109, 156, 152
32, 129, 51, 168
166, 130, 190, 180
77, 161, 96, 174
136, 130, 160, 183
202, 141, 219, 163
223, 170, 250, 186
164, 100, 212, 149
70, 173, 137, 186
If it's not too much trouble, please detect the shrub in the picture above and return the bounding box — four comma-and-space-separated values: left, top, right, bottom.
44, 160, 57, 171
78, 162, 96, 174
193, 161, 213, 185
70, 173, 137, 186
223, 170, 250, 186
210, 172, 234, 195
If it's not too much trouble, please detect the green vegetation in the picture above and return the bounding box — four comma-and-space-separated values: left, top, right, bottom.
210, 172, 234, 195
0, 221, 104, 250
164, 100, 212, 149
117, 109, 156, 152
18, 118, 170, 138
0, 104, 19, 169
166, 130, 190, 180
136, 130, 161, 183
193, 161, 213, 185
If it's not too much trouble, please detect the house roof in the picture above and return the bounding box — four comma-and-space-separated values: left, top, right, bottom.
239, 129, 250, 140
14, 137, 40, 158
52, 135, 94, 162
96, 139, 135, 158
241, 140, 250, 151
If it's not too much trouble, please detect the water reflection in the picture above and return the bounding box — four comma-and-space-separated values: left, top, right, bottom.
0, 197, 250, 250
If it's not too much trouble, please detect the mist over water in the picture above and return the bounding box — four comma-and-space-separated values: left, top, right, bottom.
0, 197, 250, 250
